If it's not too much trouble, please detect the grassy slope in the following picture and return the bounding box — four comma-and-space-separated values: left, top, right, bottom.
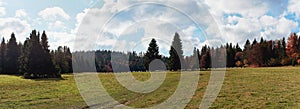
1, 67, 300, 108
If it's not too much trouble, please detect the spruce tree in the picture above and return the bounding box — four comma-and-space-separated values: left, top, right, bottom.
0, 38, 6, 73
41, 31, 57, 77
236, 43, 242, 52
144, 38, 161, 71
19, 38, 30, 75
168, 32, 184, 71
6, 33, 20, 74
23, 30, 60, 78
280, 37, 287, 59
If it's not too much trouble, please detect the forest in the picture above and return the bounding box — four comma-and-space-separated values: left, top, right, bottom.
0, 30, 72, 78
73, 32, 300, 72
1, 30, 300, 78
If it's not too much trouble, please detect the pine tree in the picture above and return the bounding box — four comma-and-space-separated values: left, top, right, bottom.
279, 37, 287, 59
6, 33, 20, 74
41, 31, 49, 52
191, 47, 199, 70
226, 43, 235, 67
236, 43, 242, 52
23, 30, 60, 78
200, 46, 211, 69
0, 38, 6, 73
18, 38, 29, 75
252, 39, 257, 47
168, 32, 184, 71
244, 39, 251, 51
41, 31, 57, 77
144, 38, 161, 71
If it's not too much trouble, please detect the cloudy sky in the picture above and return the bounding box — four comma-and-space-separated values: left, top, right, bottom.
0, 0, 299, 56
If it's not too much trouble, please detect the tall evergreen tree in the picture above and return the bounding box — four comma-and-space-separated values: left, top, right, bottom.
40, 31, 57, 77
236, 43, 242, 52
6, 33, 20, 74
23, 30, 60, 78
226, 43, 236, 67
200, 46, 211, 69
0, 38, 6, 73
252, 39, 258, 47
279, 37, 287, 59
144, 38, 161, 71
168, 32, 184, 71
244, 39, 251, 51
18, 38, 29, 75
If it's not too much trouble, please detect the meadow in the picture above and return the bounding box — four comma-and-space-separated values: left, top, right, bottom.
1, 67, 300, 108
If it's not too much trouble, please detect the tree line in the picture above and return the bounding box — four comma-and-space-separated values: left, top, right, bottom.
0, 30, 72, 78
74, 32, 300, 73
2, 29, 300, 77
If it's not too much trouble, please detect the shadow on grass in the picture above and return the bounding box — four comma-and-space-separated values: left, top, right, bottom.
30, 77, 66, 81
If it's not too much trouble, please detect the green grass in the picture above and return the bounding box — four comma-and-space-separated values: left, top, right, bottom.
2, 67, 300, 108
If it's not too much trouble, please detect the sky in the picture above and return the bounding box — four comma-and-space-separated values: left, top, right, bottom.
0, 0, 300, 56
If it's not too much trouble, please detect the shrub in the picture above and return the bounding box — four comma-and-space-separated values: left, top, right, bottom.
281, 58, 291, 66
268, 58, 280, 66
235, 61, 244, 68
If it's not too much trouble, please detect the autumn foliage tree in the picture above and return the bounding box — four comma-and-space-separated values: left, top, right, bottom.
286, 33, 299, 66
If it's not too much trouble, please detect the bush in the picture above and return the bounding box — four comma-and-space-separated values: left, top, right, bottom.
235, 61, 244, 68
297, 59, 300, 65
268, 58, 280, 66
243, 59, 249, 67
281, 58, 291, 66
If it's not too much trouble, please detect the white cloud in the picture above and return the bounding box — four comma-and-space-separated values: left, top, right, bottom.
0, 1, 5, 16
72, 0, 223, 55
199, 39, 223, 48
36, 7, 71, 34
38, 7, 70, 20
0, 18, 31, 42
63, 0, 298, 54
0, 7, 5, 16
205, 0, 299, 46
288, 0, 300, 19
47, 31, 76, 50
15, 9, 27, 17
48, 21, 67, 31
204, 0, 270, 18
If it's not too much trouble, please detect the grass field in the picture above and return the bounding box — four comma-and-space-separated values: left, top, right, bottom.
1, 67, 300, 108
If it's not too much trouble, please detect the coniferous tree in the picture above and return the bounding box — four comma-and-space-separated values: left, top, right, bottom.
226, 43, 235, 67
191, 47, 199, 69
19, 38, 29, 75
168, 32, 184, 71
244, 39, 251, 51
144, 38, 161, 71
23, 30, 60, 78
281, 37, 287, 59
6, 33, 20, 74
0, 38, 6, 73
41, 31, 57, 77
252, 39, 258, 47
200, 46, 211, 69
236, 43, 242, 52
52, 46, 73, 73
